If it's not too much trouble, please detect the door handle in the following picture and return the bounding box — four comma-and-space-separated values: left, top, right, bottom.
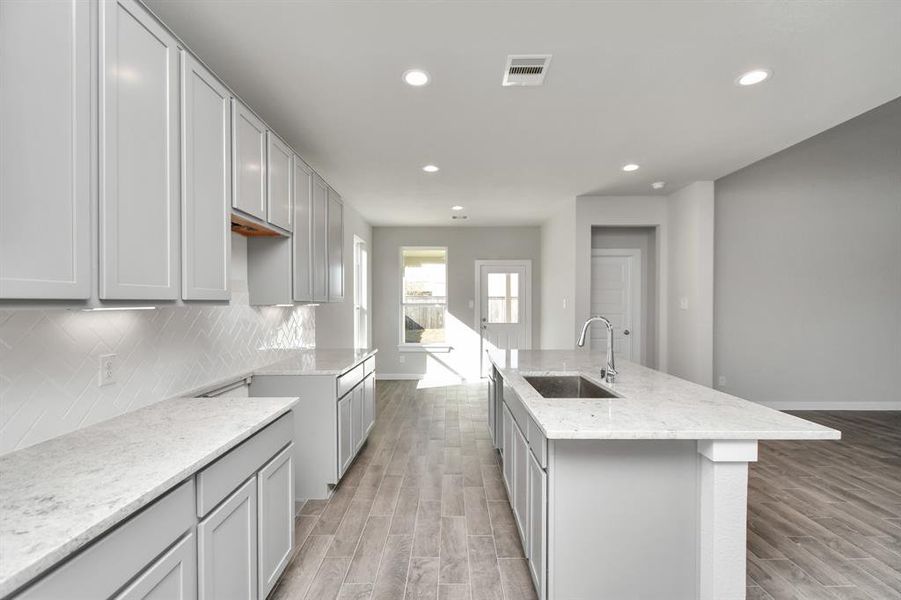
623, 329, 631, 336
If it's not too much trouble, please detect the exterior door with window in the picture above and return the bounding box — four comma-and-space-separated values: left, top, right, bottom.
477, 261, 531, 375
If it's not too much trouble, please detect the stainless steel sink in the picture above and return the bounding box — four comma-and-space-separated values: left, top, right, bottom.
523, 375, 618, 399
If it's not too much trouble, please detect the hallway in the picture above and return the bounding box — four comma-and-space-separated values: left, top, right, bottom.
271, 380, 535, 600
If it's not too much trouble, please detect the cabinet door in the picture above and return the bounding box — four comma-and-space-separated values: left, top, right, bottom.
363, 374, 375, 436
527, 451, 547, 599
488, 378, 496, 447
258, 445, 294, 599
337, 392, 353, 477
327, 188, 344, 302
311, 175, 329, 302
198, 477, 258, 600
231, 99, 266, 220
352, 385, 364, 453
292, 156, 313, 301
0, 0, 91, 299
115, 532, 197, 600
502, 405, 514, 498
266, 132, 292, 231
181, 51, 231, 301
513, 422, 529, 550
100, 0, 180, 300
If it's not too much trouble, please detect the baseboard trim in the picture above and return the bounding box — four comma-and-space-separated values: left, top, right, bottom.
375, 373, 424, 381
756, 400, 901, 411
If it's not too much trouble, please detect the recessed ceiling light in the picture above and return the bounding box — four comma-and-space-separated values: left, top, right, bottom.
736, 68, 771, 86
403, 69, 430, 87
422, 164, 439, 173
451, 205, 464, 211
652, 181, 666, 190
622, 163, 640, 172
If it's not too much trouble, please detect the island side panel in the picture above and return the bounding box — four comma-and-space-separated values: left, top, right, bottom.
549, 439, 699, 600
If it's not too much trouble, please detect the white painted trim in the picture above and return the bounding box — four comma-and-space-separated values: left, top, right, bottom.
590, 248, 642, 363
474, 259, 533, 375
753, 400, 901, 411
375, 373, 424, 381
396, 344, 453, 353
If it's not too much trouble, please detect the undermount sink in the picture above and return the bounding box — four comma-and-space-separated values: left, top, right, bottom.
523, 375, 618, 399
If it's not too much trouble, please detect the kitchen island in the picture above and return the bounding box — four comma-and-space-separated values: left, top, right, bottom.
487, 349, 840, 600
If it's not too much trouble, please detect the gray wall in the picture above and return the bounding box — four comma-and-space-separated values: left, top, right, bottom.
591, 227, 658, 368
315, 202, 372, 349
540, 202, 576, 349
372, 226, 541, 379
714, 97, 901, 409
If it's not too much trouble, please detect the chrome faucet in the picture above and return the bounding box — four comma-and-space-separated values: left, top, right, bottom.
577, 316, 617, 383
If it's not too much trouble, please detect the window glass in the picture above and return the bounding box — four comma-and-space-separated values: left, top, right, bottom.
487, 272, 520, 324
402, 248, 447, 343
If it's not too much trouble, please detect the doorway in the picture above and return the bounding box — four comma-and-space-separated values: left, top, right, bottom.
475, 260, 532, 375
591, 249, 641, 362
353, 236, 369, 349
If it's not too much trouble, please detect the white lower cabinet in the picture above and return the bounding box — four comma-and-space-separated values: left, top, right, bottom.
527, 451, 547, 599
115, 533, 197, 600
257, 445, 294, 599
512, 421, 529, 547
502, 405, 514, 497
338, 391, 354, 478
198, 477, 258, 600
363, 373, 375, 436
352, 385, 364, 453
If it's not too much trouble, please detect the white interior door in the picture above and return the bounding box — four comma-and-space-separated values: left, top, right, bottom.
354, 237, 369, 349
590, 249, 641, 363
477, 261, 531, 375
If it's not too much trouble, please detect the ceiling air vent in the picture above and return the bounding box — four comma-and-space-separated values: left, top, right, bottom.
502, 55, 552, 87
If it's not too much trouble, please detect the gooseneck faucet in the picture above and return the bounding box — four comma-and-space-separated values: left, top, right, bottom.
577, 316, 617, 383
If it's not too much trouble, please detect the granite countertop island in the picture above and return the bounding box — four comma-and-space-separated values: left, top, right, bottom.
489, 349, 840, 440
0, 395, 299, 597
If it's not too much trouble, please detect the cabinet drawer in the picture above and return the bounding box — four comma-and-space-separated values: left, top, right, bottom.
363, 356, 375, 377
337, 363, 364, 398
196, 413, 292, 517
16, 480, 195, 600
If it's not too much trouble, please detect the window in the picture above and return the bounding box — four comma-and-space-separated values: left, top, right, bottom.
401, 247, 447, 344
487, 272, 520, 323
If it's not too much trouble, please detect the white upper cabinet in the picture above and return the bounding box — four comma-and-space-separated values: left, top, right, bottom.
266, 132, 293, 232
181, 51, 231, 301
99, 0, 180, 300
292, 156, 313, 302
327, 188, 344, 302
311, 175, 329, 302
231, 99, 267, 221
0, 0, 91, 299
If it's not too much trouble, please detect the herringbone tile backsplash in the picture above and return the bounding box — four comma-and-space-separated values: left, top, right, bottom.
0, 235, 316, 454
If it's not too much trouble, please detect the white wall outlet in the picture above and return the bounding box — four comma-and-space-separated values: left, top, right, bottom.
562, 297, 567, 309
399, 355, 405, 364
468, 299, 474, 309
98, 354, 117, 386
718, 375, 727, 386
680, 297, 689, 310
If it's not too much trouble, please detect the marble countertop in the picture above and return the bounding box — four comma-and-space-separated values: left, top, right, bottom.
489, 349, 840, 441
0, 395, 299, 597
253, 348, 377, 377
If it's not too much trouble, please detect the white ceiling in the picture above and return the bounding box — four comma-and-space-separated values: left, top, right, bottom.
145, 0, 901, 226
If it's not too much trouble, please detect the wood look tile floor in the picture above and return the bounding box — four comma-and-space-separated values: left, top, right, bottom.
271, 381, 901, 600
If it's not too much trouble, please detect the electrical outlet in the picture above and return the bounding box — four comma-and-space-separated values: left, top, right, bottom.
399, 355, 405, 364
718, 375, 727, 386
680, 297, 689, 310
98, 354, 117, 386
468, 299, 474, 309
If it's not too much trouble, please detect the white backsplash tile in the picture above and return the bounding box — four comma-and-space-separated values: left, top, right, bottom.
0, 234, 315, 454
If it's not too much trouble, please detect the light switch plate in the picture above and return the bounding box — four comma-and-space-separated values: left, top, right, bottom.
98, 354, 117, 386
